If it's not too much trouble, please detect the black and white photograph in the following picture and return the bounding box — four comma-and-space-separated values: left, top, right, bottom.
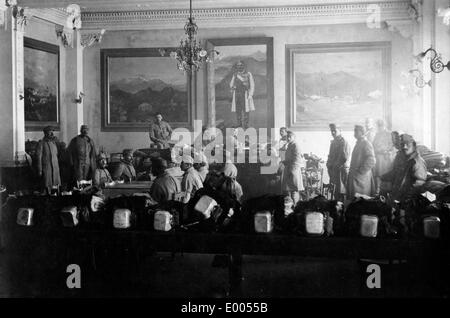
1, 0, 450, 305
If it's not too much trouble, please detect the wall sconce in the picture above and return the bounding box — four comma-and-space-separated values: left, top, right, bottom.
75, 92, 85, 104
409, 69, 431, 88
415, 47, 450, 73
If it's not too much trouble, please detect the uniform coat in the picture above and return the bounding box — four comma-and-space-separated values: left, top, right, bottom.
67, 135, 97, 181
347, 137, 376, 198
327, 135, 351, 197
36, 137, 61, 190
93, 168, 113, 188
150, 172, 182, 203
372, 130, 395, 177
281, 140, 304, 192
112, 161, 137, 182
392, 151, 427, 201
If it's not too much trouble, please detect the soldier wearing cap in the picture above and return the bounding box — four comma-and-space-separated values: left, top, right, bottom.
389, 134, 427, 201
68, 124, 97, 182
326, 123, 351, 201
347, 125, 376, 199
149, 157, 181, 203
281, 130, 304, 205
149, 113, 173, 149
181, 154, 203, 203
93, 152, 113, 188
36, 126, 61, 193
112, 149, 136, 182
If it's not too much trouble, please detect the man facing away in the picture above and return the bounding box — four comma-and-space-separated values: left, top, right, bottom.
326, 123, 351, 201
181, 155, 203, 204
149, 157, 182, 203
347, 125, 376, 200
149, 113, 173, 149
68, 124, 97, 182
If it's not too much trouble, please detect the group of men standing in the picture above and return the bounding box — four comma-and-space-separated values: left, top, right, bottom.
326, 118, 427, 203
36, 124, 97, 193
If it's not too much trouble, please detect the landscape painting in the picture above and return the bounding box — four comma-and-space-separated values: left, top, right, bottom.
206, 38, 274, 129
286, 42, 391, 130
101, 48, 189, 131
24, 38, 59, 130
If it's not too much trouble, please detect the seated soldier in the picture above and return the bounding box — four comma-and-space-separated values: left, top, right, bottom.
112, 149, 137, 182
93, 152, 113, 188
193, 150, 209, 182
181, 155, 203, 203
149, 157, 182, 203
391, 134, 427, 201
220, 161, 244, 203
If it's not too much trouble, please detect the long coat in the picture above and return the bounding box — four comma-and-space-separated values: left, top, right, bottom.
230, 72, 255, 112
372, 130, 395, 177
327, 135, 351, 196
281, 140, 304, 192
36, 138, 61, 189
347, 137, 376, 199
67, 135, 97, 181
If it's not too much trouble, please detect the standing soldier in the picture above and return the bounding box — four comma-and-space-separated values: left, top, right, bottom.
347, 125, 376, 200
36, 126, 61, 194
326, 123, 351, 201
281, 131, 304, 205
372, 119, 395, 194
68, 125, 97, 182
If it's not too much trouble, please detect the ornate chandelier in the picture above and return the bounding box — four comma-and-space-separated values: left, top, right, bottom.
171, 0, 218, 73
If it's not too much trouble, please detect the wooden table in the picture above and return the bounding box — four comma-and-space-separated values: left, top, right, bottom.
103, 181, 153, 197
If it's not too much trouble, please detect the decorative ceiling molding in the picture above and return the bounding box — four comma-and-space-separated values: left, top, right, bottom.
15, 0, 415, 11
55, 24, 73, 47
27, 8, 69, 26
79, 1, 413, 30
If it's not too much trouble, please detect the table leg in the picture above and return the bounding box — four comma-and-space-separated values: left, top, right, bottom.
228, 251, 243, 297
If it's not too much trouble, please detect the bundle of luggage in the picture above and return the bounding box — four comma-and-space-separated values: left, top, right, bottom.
6, 185, 450, 240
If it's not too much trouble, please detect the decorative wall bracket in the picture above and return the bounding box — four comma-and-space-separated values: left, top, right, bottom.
55, 25, 73, 47
5, 0, 26, 32
80, 29, 105, 48
75, 92, 84, 104
409, 69, 431, 88
409, 0, 422, 23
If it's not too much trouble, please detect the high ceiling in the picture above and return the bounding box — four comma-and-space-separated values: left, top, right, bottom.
17, 0, 410, 11
7, 0, 413, 31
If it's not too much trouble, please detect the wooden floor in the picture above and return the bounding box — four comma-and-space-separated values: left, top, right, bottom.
0, 249, 441, 298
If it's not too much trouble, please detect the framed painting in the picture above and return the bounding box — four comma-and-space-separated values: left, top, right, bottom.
101, 48, 192, 131
205, 37, 274, 130
286, 42, 391, 130
24, 37, 60, 131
